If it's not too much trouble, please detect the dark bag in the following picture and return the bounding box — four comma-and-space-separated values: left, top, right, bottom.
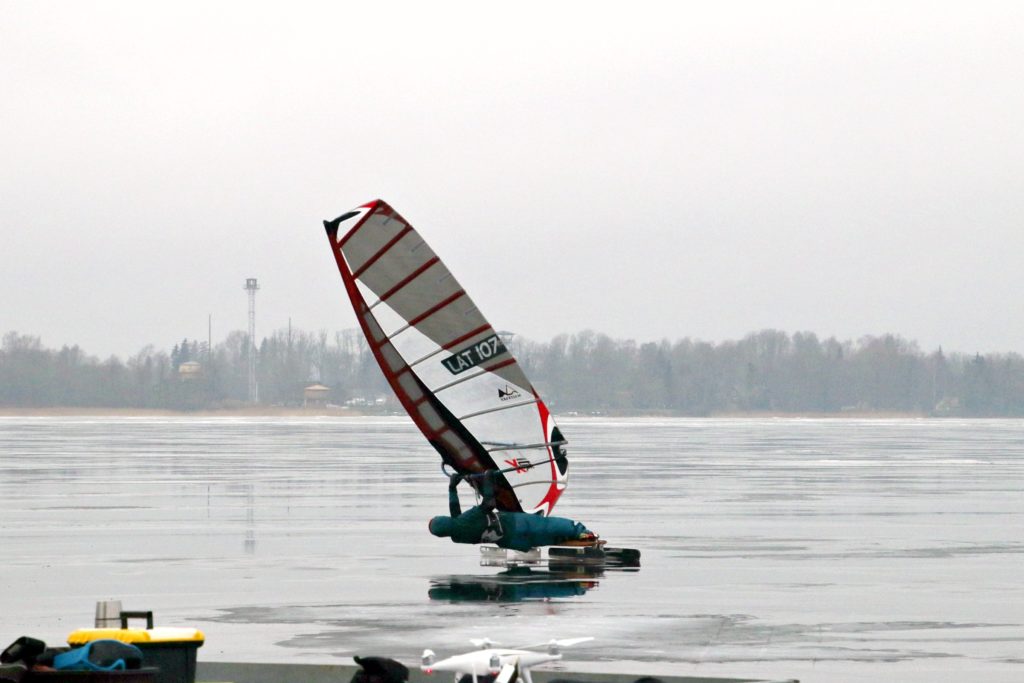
33, 647, 70, 668
351, 656, 408, 683
0, 638, 46, 667
0, 664, 27, 683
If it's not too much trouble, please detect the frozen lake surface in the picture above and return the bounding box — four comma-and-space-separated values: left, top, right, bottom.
1, 416, 1022, 683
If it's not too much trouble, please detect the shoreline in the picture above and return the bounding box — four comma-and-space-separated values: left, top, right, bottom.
0, 406, 372, 418
0, 406, 952, 419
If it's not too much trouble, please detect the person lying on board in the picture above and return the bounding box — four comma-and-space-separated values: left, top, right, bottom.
428, 470, 600, 551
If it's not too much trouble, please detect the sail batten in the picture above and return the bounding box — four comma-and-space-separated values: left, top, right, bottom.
409, 346, 450, 367
353, 225, 413, 278
442, 324, 495, 350
432, 367, 494, 394
485, 440, 568, 452
458, 398, 541, 422
408, 290, 467, 327
372, 257, 442, 306
324, 199, 568, 515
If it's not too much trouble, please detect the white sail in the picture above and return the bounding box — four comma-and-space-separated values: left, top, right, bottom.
324, 200, 567, 515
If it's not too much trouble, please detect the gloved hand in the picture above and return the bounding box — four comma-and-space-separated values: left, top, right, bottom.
448, 472, 464, 488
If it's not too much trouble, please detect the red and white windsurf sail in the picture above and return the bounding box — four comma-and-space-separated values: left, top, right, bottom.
323, 200, 567, 515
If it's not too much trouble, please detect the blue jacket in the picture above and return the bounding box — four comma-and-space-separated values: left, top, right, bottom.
429, 472, 589, 551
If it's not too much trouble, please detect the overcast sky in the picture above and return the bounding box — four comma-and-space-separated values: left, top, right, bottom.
3, 1, 1023, 359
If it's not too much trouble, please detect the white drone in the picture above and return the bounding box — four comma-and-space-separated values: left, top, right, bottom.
421, 637, 594, 683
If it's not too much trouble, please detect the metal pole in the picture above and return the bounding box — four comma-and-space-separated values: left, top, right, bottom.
244, 278, 259, 403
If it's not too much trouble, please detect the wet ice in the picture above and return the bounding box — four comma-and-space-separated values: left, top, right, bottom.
1, 416, 1022, 683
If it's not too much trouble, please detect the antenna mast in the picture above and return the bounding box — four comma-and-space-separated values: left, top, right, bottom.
244, 278, 259, 403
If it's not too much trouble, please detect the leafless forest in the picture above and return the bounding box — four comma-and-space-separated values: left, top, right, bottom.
2, 328, 1022, 416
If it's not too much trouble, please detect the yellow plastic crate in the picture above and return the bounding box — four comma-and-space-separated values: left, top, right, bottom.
68, 628, 204, 683
68, 628, 204, 645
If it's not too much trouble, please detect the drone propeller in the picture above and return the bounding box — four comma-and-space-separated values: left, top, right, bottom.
550, 637, 594, 648
470, 638, 500, 649
515, 637, 594, 654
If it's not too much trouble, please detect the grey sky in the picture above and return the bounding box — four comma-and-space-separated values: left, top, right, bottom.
3, 1, 1023, 359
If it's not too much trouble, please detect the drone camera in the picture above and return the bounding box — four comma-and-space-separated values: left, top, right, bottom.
421, 649, 436, 669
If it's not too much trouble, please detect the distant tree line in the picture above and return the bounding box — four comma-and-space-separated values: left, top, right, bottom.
2, 328, 1024, 416
515, 330, 1024, 416
0, 329, 388, 411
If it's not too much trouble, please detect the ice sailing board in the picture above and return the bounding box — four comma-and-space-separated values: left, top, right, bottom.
323, 200, 568, 515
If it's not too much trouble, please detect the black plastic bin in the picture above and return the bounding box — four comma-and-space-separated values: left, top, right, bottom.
66, 616, 203, 683
26, 668, 158, 683
126, 642, 198, 683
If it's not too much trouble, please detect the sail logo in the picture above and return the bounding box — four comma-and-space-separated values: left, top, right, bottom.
498, 384, 521, 401
504, 457, 531, 473
441, 334, 507, 375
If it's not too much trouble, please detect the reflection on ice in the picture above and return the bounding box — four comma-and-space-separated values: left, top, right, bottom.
429, 567, 601, 603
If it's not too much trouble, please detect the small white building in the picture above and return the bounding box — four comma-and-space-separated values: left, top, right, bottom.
304, 384, 331, 406
178, 361, 202, 380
